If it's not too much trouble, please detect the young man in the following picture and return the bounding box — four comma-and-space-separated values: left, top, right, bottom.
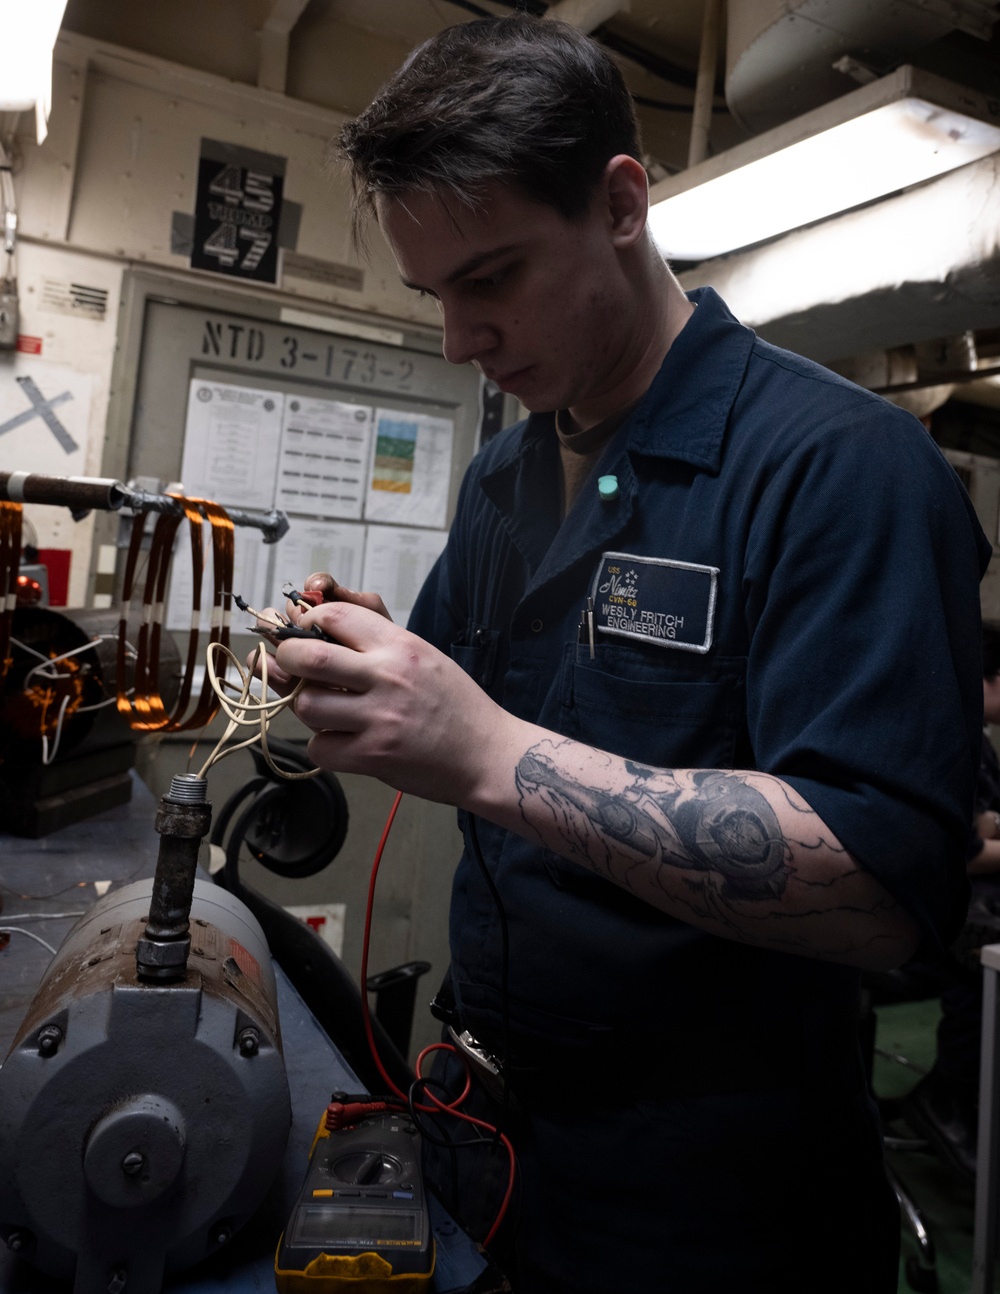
268, 16, 990, 1292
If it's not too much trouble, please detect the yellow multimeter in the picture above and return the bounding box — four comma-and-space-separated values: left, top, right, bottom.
275, 1109, 435, 1294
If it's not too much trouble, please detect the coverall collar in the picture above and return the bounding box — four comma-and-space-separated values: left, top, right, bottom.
478, 287, 755, 587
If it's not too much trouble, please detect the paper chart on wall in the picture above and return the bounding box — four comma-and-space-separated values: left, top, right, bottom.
269, 518, 367, 602
165, 521, 271, 634
179, 379, 284, 510
361, 524, 448, 627
363, 408, 453, 528
276, 397, 373, 521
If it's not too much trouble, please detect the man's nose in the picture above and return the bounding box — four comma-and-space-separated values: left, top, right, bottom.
440, 303, 496, 368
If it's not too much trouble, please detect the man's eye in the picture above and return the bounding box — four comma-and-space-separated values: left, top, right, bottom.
469, 271, 506, 294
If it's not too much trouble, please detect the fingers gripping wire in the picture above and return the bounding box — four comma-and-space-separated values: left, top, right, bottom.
235, 595, 337, 647
197, 641, 319, 781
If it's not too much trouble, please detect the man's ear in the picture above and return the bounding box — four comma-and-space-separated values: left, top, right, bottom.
604, 154, 649, 248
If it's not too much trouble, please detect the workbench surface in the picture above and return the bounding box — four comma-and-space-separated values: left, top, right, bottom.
0, 774, 491, 1293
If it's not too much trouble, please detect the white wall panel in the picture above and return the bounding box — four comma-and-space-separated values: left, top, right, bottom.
4, 30, 450, 604
14, 32, 441, 325
0, 242, 123, 605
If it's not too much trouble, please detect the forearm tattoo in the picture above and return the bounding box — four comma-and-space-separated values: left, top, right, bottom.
516, 743, 790, 902
513, 740, 909, 961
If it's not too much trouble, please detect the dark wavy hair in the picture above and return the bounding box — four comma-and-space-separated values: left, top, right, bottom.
338, 14, 642, 242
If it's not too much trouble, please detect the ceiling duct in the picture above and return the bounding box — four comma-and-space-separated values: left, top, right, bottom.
726, 0, 1000, 134
828, 333, 979, 418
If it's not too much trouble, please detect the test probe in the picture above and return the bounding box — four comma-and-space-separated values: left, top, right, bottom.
233, 593, 337, 646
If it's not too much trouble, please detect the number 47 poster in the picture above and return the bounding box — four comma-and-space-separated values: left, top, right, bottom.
191, 138, 285, 284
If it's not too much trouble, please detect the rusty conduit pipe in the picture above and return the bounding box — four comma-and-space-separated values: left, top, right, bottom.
0, 470, 127, 514
0, 470, 288, 541
136, 774, 212, 982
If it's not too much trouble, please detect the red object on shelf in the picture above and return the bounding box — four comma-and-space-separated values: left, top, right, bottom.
15, 574, 44, 606
36, 549, 71, 606
15, 335, 43, 355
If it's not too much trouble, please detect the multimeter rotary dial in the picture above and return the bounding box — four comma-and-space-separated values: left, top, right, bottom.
331, 1150, 404, 1186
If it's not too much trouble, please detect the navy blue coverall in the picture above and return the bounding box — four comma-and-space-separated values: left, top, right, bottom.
408, 288, 990, 1293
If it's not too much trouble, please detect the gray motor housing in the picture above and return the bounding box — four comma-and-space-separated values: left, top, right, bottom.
0, 878, 292, 1292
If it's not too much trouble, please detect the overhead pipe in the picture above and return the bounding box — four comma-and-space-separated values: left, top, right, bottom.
688, 0, 724, 169
724, 0, 999, 134
544, 0, 629, 33
257, 0, 312, 95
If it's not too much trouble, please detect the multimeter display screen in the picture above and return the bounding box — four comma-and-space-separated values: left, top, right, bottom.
292, 1205, 420, 1245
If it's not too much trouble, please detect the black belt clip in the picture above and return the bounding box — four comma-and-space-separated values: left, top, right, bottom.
448, 1026, 519, 1114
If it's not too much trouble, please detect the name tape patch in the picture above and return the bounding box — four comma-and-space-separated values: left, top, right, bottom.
590, 552, 719, 653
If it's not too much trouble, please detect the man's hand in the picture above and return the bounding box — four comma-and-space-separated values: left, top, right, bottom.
975, 809, 1000, 841
247, 572, 393, 695
295, 571, 393, 621
273, 599, 529, 805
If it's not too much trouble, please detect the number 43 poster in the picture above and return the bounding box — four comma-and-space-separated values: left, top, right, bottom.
191, 138, 285, 284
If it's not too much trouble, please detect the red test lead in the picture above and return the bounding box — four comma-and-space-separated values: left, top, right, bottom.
325, 1097, 397, 1131
281, 582, 324, 608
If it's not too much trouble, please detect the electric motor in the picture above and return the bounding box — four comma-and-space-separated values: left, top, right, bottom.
0, 875, 291, 1292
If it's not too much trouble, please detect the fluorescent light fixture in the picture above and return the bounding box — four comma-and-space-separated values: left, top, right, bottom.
0, 0, 70, 144
647, 66, 1000, 263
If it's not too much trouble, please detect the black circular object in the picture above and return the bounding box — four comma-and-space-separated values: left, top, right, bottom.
241, 740, 349, 878
0, 608, 104, 762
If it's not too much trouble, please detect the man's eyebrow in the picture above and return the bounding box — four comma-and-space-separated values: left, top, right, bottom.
401, 244, 521, 292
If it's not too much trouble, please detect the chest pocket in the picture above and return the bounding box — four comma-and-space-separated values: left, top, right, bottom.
557, 643, 748, 771
450, 626, 502, 694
